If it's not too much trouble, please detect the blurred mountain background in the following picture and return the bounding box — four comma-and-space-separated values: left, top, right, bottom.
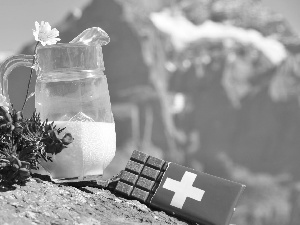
2, 0, 300, 224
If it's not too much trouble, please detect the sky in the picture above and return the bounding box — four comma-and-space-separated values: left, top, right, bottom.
263, 0, 300, 35
0, 0, 91, 53
0, 0, 299, 53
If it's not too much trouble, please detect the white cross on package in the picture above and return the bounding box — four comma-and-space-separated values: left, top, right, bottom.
112, 150, 245, 225
151, 162, 245, 225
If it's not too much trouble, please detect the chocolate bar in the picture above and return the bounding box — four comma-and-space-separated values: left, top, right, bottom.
111, 150, 245, 225
114, 150, 168, 203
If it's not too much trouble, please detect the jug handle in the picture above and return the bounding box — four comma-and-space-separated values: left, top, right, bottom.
0, 54, 35, 105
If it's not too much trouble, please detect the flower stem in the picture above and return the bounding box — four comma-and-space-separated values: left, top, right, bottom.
22, 41, 40, 111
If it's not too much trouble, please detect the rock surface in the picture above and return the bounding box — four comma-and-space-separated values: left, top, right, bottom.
0, 176, 189, 225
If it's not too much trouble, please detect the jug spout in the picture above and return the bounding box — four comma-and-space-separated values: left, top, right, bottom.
0, 55, 35, 105
69, 27, 110, 46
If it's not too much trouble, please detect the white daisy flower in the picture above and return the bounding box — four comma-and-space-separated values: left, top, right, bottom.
33, 21, 61, 46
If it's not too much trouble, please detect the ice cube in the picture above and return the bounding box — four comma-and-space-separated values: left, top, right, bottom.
69, 112, 95, 122
69, 27, 110, 46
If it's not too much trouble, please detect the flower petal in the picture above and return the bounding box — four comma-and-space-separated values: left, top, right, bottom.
33, 21, 60, 46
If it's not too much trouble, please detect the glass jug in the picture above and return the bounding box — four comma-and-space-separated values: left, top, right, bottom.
0, 28, 116, 183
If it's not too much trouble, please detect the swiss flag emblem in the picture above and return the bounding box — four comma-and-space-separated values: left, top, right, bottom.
163, 171, 205, 209
150, 163, 245, 225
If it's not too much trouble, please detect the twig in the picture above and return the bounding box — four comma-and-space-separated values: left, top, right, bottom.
0, 150, 9, 157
